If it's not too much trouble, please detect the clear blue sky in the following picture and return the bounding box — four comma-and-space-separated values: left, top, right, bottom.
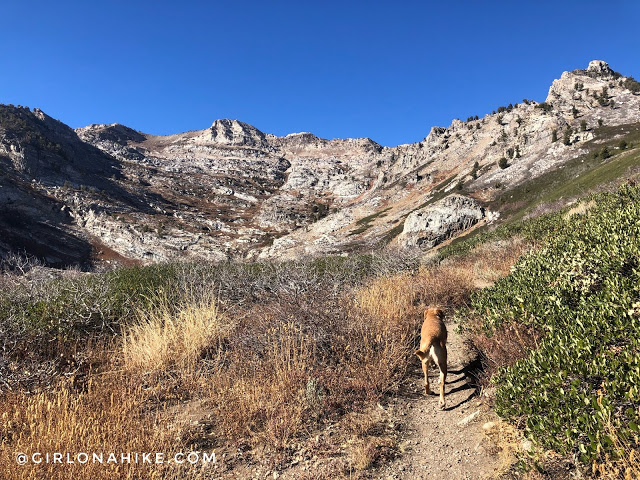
1, 1, 639, 146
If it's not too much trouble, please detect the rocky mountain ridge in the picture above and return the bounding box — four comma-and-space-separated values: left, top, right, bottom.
2, 60, 639, 267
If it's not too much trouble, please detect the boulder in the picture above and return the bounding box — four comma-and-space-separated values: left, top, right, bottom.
399, 194, 485, 249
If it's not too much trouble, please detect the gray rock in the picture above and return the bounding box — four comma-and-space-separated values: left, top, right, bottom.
399, 195, 485, 249
587, 60, 614, 76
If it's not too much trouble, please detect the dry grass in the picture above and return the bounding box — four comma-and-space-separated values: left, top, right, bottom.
591, 408, 640, 479
122, 293, 231, 372
563, 199, 595, 220
471, 322, 542, 390
483, 418, 527, 477
343, 407, 396, 471
0, 373, 188, 480
0, 239, 533, 478
465, 237, 531, 287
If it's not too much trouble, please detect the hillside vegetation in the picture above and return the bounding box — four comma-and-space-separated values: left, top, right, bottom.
2, 247, 522, 479
4, 186, 640, 477
459, 184, 640, 475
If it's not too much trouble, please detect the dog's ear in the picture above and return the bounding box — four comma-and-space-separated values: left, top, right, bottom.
425, 306, 445, 319
415, 349, 428, 361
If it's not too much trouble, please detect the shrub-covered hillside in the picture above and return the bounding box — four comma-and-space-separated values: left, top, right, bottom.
462, 184, 640, 463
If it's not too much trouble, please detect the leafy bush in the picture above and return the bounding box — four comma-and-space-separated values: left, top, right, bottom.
624, 76, 640, 94
461, 185, 640, 461
623, 77, 640, 93
536, 102, 553, 112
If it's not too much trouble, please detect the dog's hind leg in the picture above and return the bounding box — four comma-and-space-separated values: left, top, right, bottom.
416, 349, 431, 395
432, 343, 448, 409
423, 355, 432, 395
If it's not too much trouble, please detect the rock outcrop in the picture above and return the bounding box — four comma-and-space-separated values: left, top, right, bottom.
207, 119, 270, 148
398, 195, 485, 249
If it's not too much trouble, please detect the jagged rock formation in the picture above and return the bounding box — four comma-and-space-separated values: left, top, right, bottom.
0, 106, 156, 266
398, 195, 485, 249
2, 60, 640, 266
259, 60, 640, 259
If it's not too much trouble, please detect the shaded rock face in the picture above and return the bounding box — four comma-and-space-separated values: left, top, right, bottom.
0, 106, 161, 267
0, 176, 92, 268
0, 106, 122, 184
398, 195, 485, 249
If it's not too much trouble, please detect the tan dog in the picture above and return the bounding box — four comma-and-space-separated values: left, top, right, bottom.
415, 306, 448, 409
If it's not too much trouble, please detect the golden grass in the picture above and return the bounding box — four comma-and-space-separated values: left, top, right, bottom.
592, 408, 640, 479
342, 407, 396, 471
122, 294, 231, 372
564, 199, 595, 220
0, 374, 182, 480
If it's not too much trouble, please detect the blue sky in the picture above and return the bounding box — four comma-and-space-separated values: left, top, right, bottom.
1, 1, 639, 146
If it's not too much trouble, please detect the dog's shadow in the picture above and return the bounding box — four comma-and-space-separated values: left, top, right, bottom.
406, 346, 484, 411
443, 352, 483, 411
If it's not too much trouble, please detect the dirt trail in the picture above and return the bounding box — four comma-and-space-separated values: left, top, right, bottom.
206, 323, 508, 479
380, 323, 504, 479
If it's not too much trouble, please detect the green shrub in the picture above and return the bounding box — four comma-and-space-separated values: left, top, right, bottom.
498, 157, 508, 169
624, 76, 640, 94
536, 102, 553, 112
462, 185, 640, 462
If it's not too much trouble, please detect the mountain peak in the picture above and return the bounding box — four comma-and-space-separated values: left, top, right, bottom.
587, 60, 614, 76
208, 118, 268, 148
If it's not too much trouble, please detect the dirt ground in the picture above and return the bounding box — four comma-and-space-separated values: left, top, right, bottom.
205, 322, 510, 479
379, 323, 506, 479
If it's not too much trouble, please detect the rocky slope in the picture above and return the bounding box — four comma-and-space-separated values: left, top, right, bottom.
1, 60, 639, 266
